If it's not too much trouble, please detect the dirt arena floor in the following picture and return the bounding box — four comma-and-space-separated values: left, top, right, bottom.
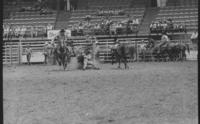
3, 61, 198, 124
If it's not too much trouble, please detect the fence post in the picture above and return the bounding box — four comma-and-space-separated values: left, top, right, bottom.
179, 40, 181, 60
4, 43, 7, 64
18, 41, 21, 64
136, 40, 138, 61
10, 45, 12, 65
106, 40, 108, 62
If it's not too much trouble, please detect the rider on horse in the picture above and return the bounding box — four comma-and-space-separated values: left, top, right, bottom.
53, 29, 69, 54
155, 31, 170, 53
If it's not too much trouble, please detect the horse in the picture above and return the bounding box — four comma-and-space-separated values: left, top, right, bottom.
109, 43, 136, 69
150, 40, 190, 61
143, 38, 170, 61
166, 42, 190, 61
51, 43, 73, 70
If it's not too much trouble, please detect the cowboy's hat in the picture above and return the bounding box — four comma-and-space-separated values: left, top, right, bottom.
60, 29, 65, 33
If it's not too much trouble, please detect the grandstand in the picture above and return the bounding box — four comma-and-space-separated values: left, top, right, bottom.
3, 0, 198, 64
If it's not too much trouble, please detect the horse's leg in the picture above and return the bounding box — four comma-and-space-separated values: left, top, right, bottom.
44, 54, 47, 64
111, 52, 115, 65
57, 55, 61, 66
26, 55, 29, 65
143, 51, 146, 62
118, 58, 121, 69
124, 57, 128, 69
27, 55, 31, 65
134, 52, 137, 62
63, 55, 67, 70
27, 55, 29, 65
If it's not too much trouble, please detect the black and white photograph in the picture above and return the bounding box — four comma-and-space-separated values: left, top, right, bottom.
3, 0, 198, 124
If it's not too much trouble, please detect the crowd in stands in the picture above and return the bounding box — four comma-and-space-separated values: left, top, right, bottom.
3, 23, 54, 38
4, 0, 17, 5
71, 15, 140, 36
19, 0, 53, 15
96, 9, 125, 16
150, 18, 186, 33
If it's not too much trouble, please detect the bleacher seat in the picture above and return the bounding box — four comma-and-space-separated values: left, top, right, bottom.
154, 6, 198, 32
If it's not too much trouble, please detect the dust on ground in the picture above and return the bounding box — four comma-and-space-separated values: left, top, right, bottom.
3, 61, 198, 124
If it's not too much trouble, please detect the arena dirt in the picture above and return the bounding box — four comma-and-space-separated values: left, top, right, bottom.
3, 61, 198, 124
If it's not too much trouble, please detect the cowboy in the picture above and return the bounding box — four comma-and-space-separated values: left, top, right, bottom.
53, 29, 68, 54
66, 40, 75, 57
43, 41, 53, 64
157, 31, 170, 52
114, 39, 120, 49
191, 30, 198, 50
91, 37, 100, 68
191, 31, 198, 44
83, 49, 99, 70
25, 44, 32, 65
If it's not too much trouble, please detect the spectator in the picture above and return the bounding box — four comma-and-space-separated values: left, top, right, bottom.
163, 21, 168, 31
25, 44, 32, 65
153, 22, 157, 32
135, 18, 139, 25
191, 31, 198, 44
15, 26, 20, 38
47, 23, 53, 33
43, 41, 49, 64
21, 25, 26, 38
4, 25, 9, 38
150, 22, 153, 32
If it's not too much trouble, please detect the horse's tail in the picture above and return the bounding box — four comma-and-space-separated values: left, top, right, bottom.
185, 43, 190, 54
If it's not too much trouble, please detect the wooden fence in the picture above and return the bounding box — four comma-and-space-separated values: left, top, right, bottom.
3, 38, 197, 65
